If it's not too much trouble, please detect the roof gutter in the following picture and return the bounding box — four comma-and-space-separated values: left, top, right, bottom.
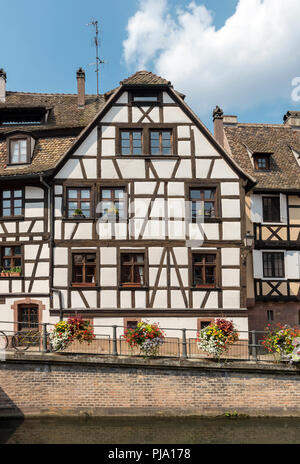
39, 175, 63, 321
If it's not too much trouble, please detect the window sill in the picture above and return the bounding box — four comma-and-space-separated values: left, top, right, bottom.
0, 216, 24, 222
119, 285, 148, 291
188, 217, 221, 223
190, 286, 221, 291
71, 283, 97, 288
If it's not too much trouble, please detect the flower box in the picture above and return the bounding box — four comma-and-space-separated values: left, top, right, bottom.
0, 272, 9, 277
9, 272, 21, 277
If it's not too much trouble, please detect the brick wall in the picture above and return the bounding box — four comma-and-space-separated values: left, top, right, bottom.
1, 354, 300, 417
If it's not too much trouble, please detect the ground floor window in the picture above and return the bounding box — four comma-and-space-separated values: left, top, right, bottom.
18, 305, 39, 331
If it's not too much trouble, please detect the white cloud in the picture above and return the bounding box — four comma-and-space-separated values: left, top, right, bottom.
123, 0, 300, 118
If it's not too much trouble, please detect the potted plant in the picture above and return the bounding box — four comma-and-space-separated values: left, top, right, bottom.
122, 321, 165, 357
0, 268, 9, 277
49, 317, 95, 351
73, 208, 85, 218
106, 206, 119, 221
262, 323, 300, 362
9, 266, 21, 277
197, 319, 239, 360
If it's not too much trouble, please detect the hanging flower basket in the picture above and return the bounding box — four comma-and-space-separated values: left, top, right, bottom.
49, 317, 95, 351
261, 323, 300, 362
196, 319, 239, 359
122, 321, 165, 357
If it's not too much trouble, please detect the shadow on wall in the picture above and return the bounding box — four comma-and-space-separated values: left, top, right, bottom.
0, 386, 24, 444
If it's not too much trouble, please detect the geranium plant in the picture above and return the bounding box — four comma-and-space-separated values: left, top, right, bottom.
123, 321, 165, 357
197, 319, 239, 359
49, 317, 95, 351
262, 323, 300, 361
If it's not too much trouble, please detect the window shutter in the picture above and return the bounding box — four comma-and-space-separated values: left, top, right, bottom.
250, 195, 262, 223
280, 193, 287, 223
253, 250, 263, 278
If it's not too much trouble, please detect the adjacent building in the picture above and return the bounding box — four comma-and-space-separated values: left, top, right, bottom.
215, 109, 300, 331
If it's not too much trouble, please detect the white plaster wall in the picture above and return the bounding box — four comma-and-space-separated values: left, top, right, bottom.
222, 269, 240, 287
100, 268, 117, 286
286, 251, 300, 279
163, 107, 191, 123
135, 291, 146, 308
101, 290, 117, 308
152, 290, 168, 308
171, 290, 187, 308
223, 290, 240, 308
175, 159, 192, 178
101, 125, 116, 138
178, 141, 191, 155
253, 250, 263, 278
150, 160, 176, 178
25, 203, 44, 218
4, 222, 16, 233
72, 127, 98, 157
53, 268, 68, 286
195, 158, 211, 178
83, 291, 97, 308
222, 222, 241, 240
54, 220, 62, 239
25, 186, 44, 199
31, 221, 44, 233
73, 223, 93, 240
250, 195, 263, 223
36, 262, 49, 276
168, 199, 185, 218
55, 185, 63, 195
24, 245, 39, 260
101, 160, 119, 178
54, 198, 62, 217
221, 182, 240, 196
101, 106, 128, 123
82, 159, 97, 179
55, 159, 83, 179
193, 127, 220, 157
162, 92, 175, 104
120, 291, 131, 308
204, 291, 219, 308
177, 126, 190, 138
101, 139, 115, 156
168, 221, 185, 239
202, 223, 219, 240
148, 247, 165, 265
211, 159, 238, 179
117, 159, 146, 179
116, 92, 128, 104
222, 199, 240, 218
168, 182, 185, 196
142, 220, 166, 239
134, 182, 156, 195
221, 248, 240, 266
100, 247, 117, 265
173, 247, 188, 265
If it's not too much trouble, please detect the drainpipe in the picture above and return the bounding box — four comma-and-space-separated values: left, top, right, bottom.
40, 175, 63, 321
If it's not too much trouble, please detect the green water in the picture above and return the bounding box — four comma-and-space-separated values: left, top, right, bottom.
0, 416, 300, 444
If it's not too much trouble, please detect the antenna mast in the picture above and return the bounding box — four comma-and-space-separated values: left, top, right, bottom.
88, 19, 104, 96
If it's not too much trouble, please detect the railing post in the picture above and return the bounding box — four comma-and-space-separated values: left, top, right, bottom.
181, 328, 187, 359
112, 325, 118, 356
42, 323, 48, 353
251, 330, 257, 361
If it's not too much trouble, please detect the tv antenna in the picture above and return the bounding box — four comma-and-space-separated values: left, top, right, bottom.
87, 19, 104, 96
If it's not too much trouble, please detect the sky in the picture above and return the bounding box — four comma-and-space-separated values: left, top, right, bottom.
1, 0, 300, 131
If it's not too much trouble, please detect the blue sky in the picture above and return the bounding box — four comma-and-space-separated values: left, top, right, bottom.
1, 0, 300, 131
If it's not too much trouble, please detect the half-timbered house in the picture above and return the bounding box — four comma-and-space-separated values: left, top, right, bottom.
217, 109, 300, 331
0, 68, 254, 337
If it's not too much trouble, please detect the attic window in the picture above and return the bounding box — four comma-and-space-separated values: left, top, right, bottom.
0, 107, 47, 126
253, 153, 271, 171
130, 91, 160, 105
7, 135, 31, 165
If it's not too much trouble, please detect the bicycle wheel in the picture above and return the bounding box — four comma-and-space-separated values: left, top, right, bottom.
12, 331, 32, 351
0, 331, 8, 351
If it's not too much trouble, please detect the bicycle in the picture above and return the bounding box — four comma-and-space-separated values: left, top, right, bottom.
0, 331, 8, 351
11, 329, 61, 352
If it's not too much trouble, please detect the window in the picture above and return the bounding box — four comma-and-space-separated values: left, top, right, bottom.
133, 95, 158, 102
72, 253, 96, 286
189, 188, 216, 219
1, 246, 22, 272
254, 155, 270, 171
100, 187, 126, 221
18, 305, 39, 331
1, 189, 23, 217
200, 321, 211, 330
131, 91, 160, 104
150, 130, 172, 155
66, 188, 91, 218
121, 253, 145, 287
120, 130, 142, 155
262, 196, 280, 222
267, 310, 274, 322
263, 252, 285, 278
9, 139, 28, 164
192, 253, 217, 287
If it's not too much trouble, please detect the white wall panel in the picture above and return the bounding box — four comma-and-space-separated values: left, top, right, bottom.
148, 247, 165, 265
101, 160, 119, 179
101, 125, 116, 138
222, 199, 240, 218
101, 290, 117, 308
101, 106, 128, 123
53, 268, 68, 286
163, 107, 191, 123
211, 159, 238, 179
82, 159, 97, 178
178, 141, 191, 155
193, 127, 220, 157
175, 159, 192, 178
100, 247, 116, 265
222, 222, 241, 240
72, 127, 97, 157
101, 139, 116, 156
151, 160, 176, 178
196, 158, 212, 178
222, 269, 240, 287
253, 250, 263, 278
152, 290, 168, 308
135, 291, 146, 308
286, 251, 300, 279
25, 186, 44, 199
177, 126, 190, 138
168, 182, 185, 196
117, 159, 145, 178
250, 195, 263, 223
100, 268, 117, 286
120, 291, 131, 308
55, 159, 84, 179
221, 248, 240, 266
223, 290, 240, 308
221, 182, 240, 196
204, 292, 218, 308
24, 203, 44, 218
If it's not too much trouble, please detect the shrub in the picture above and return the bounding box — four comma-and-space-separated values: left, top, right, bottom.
123, 321, 165, 357
196, 318, 239, 359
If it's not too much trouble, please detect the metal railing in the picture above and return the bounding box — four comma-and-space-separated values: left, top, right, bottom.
0, 321, 275, 362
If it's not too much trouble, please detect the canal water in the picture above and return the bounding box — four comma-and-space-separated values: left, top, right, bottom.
0, 416, 300, 444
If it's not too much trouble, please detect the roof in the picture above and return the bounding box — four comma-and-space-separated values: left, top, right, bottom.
224, 123, 300, 191
120, 70, 171, 86
0, 92, 105, 134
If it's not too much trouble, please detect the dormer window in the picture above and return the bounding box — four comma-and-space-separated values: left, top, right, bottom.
253, 153, 271, 171
7, 135, 32, 165
130, 90, 161, 105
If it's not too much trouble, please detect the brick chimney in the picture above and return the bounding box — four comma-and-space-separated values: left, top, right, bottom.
213, 106, 224, 147
0, 69, 7, 103
76, 67, 85, 107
